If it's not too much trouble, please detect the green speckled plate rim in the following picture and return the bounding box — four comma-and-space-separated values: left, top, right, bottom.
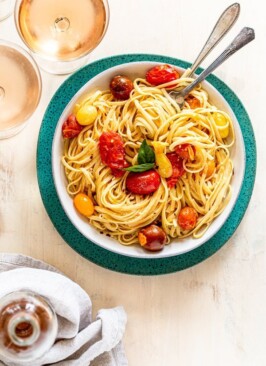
37, 54, 256, 276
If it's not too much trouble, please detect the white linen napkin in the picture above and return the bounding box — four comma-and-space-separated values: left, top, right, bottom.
0, 253, 128, 366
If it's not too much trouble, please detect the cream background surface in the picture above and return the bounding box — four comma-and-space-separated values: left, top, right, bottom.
0, 1, 265, 365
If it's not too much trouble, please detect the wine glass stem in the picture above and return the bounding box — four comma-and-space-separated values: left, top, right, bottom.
54, 17, 70, 32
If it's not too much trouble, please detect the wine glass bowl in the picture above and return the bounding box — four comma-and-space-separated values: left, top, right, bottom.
14, 0, 110, 74
0, 39, 41, 139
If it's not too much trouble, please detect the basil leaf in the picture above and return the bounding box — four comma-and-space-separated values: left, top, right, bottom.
125, 140, 155, 173
124, 163, 155, 172
138, 140, 155, 164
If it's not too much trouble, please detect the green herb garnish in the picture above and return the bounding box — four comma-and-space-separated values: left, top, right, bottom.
137, 139, 155, 164
124, 140, 155, 173
124, 163, 155, 173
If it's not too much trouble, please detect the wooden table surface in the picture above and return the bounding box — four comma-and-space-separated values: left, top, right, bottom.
0, 1, 265, 365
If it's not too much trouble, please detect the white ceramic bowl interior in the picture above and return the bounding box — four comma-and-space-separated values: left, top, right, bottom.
52, 61, 245, 259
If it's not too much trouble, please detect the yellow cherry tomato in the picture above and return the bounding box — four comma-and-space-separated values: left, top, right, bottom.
204, 160, 216, 178
74, 193, 94, 217
73, 93, 91, 115
152, 141, 173, 178
157, 154, 173, 178
76, 104, 97, 126
214, 113, 229, 138
151, 141, 165, 154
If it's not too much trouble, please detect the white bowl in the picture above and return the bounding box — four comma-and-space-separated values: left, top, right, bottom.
52, 61, 245, 259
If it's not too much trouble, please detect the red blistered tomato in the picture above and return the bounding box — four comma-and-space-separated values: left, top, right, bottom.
99, 132, 129, 176
126, 170, 161, 195
110, 75, 134, 100
178, 207, 198, 230
166, 152, 185, 188
62, 114, 83, 138
146, 64, 180, 86
175, 143, 195, 160
111, 168, 127, 178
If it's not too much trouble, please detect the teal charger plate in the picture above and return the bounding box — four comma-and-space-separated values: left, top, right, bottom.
37, 54, 256, 275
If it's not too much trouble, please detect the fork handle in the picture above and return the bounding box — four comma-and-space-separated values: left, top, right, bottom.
181, 27, 255, 97
188, 3, 240, 77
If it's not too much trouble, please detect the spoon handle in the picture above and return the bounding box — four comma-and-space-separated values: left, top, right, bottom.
188, 3, 240, 77
182, 27, 255, 97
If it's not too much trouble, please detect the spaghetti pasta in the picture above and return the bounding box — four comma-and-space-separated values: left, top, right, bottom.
61, 72, 235, 247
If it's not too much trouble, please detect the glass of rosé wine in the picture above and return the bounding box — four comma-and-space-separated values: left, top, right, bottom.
14, 0, 110, 74
0, 39, 41, 139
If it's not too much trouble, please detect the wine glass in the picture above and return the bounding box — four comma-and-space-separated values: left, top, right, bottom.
14, 0, 110, 75
0, 39, 42, 139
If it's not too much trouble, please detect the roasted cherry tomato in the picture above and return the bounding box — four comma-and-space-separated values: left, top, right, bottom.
166, 153, 185, 188
185, 96, 201, 109
151, 141, 173, 178
146, 64, 180, 86
214, 113, 229, 138
74, 193, 94, 217
138, 225, 167, 251
110, 75, 134, 100
99, 132, 129, 176
204, 160, 216, 178
126, 170, 161, 195
62, 114, 83, 139
175, 143, 195, 160
76, 104, 97, 126
178, 207, 198, 230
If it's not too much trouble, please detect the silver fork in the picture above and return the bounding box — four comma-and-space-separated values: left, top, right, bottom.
170, 27, 255, 108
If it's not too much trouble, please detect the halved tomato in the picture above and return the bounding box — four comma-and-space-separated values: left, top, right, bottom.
62, 114, 83, 139
99, 132, 129, 176
166, 152, 185, 188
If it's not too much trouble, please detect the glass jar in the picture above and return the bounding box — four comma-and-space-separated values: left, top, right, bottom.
0, 291, 58, 363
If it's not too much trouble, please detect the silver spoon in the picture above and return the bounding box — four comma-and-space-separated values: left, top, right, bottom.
170, 27, 255, 108
187, 3, 240, 78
